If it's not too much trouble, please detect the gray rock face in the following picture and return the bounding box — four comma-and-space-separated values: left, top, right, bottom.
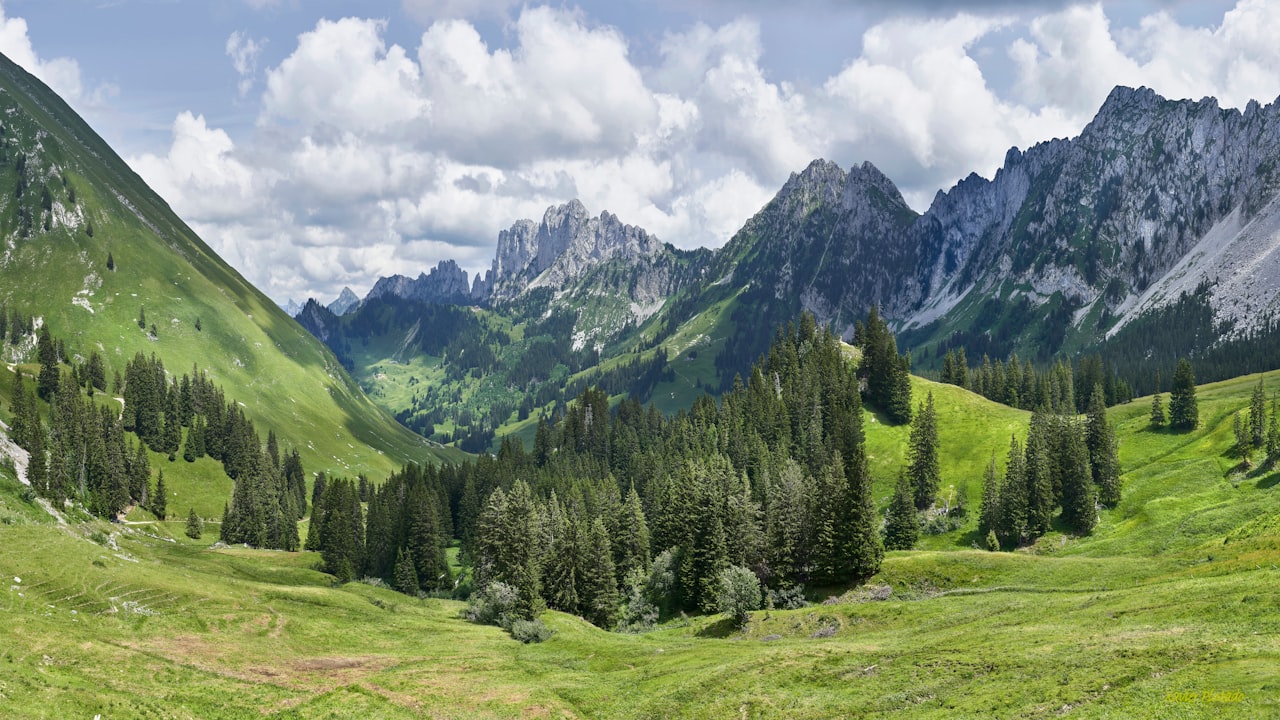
488, 199, 668, 302
328, 287, 360, 316
365, 260, 477, 306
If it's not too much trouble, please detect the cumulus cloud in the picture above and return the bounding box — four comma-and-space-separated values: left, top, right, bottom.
0, 4, 101, 109
126, 2, 1280, 303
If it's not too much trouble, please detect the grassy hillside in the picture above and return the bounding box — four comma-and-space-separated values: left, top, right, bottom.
1, 370, 1276, 717
0, 52, 465, 483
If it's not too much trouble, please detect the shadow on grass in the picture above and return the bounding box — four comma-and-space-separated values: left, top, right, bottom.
696, 616, 740, 638
1258, 472, 1280, 490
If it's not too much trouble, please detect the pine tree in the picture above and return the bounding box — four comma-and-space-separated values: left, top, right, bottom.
152, 470, 167, 520
581, 517, 620, 628
1058, 422, 1097, 534
1169, 359, 1199, 430
907, 391, 940, 510
998, 436, 1028, 546
1149, 392, 1165, 428
613, 484, 650, 584
1250, 377, 1267, 448
1024, 411, 1055, 536
1086, 384, 1122, 507
979, 452, 1001, 538
1268, 399, 1280, 469
36, 327, 59, 401
1233, 410, 1251, 468
185, 507, 203, 539
883, 470, 918, 551
394, 548, 420, 595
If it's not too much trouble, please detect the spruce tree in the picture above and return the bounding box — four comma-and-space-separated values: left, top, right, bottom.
1169, 359, 1199, 430
185, 507, 203, 539
36, 327, 59, 401
394, 548, 420, 595
152, 470, 167, 520
883, 470, 918, 551
1233, 410, 1251, 468
1149, 392, 1165, 428
907, 391, 940, 510
1250, 377, 1267, 448
1268, 400, 1280, 469
1058, 422, 1097, 534
1086, 385, 1122, 507
998, 436, 1028, 547
613, 484, 650, 585
581, 517, 620, 628
1024, 411, 1055, 536
979, 452, 1001, 538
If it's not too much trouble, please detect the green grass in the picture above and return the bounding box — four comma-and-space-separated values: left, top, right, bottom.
2, 372, 1278, 717
0, 53, 465, 490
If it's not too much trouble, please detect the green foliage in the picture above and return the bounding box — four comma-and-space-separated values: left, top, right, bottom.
1149, 392, 1165, 428
715, 565, 762, 628
184, 506, 203, 539
508, 618, 553, 644
907, 391, 940, 509
882, 471, 918, 551
1169, 358, 1199, 430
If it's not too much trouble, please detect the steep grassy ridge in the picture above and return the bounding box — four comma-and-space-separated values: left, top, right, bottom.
0, 53, 464, 481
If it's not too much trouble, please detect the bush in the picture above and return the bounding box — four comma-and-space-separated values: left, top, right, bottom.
768, 584, 808, 610
617, 569, 660, 633
508, 618, 553, 644
463, 581, 519, 629
716, 565, 762, 628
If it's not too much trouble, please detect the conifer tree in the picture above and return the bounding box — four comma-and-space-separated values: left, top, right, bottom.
152, 470, 167, 520
1169, 359, 1199, 430
1086, 384, 1122, 507
1233, 410, 1251, 467
1268, 400, 1280, 469
764, 460, 811, 587
613, 484, 650, 584
883, 470, 918, 551
1058, 422, 1097, 534
998, 436, 1028, 546
843, 450, 884, 583
979, 452, 1000, 538
185, 507, 203, 539
1250, 377, 1267, 448
1024, 412, 1055, 536
394, 548, 420, 595
36, 326, 59, 401
907, 391, 940, 510
581, 517, 620, 628
1149, 392, 1165, 428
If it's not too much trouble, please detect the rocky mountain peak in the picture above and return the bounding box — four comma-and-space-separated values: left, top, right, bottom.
365, 259, 477, 306
328, 287, 360, 316
488, 199, 665, 301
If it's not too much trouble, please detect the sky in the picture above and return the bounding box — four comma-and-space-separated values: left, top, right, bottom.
2, 0, 1278, 305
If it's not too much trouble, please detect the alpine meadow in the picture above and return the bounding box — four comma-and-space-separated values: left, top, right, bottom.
2, 3, 1280, 719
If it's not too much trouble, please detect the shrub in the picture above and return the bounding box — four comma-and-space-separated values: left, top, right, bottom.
463, 581, 519, 629
768, 584, 808, 610
509, 618, 553, 644
717, 565, 762, 628
617, 569, 660, 633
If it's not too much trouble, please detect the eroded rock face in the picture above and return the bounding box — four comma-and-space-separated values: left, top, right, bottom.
488, 200, 668, 302
365, 260, 476, 306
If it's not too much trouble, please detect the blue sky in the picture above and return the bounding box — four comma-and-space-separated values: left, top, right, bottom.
1, 0, 1273, 304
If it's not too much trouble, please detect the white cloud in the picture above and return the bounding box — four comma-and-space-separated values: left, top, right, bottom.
125, 2, 1280, 303
0, 5, 85, 105
226, 31, 267, 96
403, 0, 520, 23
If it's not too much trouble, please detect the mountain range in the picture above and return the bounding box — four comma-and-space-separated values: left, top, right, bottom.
295, 84, 1280, 450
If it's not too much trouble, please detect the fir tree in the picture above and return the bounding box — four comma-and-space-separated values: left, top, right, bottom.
883, 470, 918, 551
1058, 422, 1097, 534
907, 391, 940, 510
152, 470, 167, 520
1169, 359, 1199, 430
394, 548, 420, 595
998, 436, 1028, 547
1149, 392, 1165, 428
1268, 399, 1280, 468
1024, 411, 1055, 536
185, 507, 203, 539
36, 326, 59, 401
1233, 410, 1251, 468
979, 452, 1001, 538
1086, 384, 1122, 508
1250, 377, 1267, 448
581, 517, 620, 628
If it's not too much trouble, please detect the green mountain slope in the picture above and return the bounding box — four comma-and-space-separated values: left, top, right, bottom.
0, 369, 1275, 717
0, 53, 465, 481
